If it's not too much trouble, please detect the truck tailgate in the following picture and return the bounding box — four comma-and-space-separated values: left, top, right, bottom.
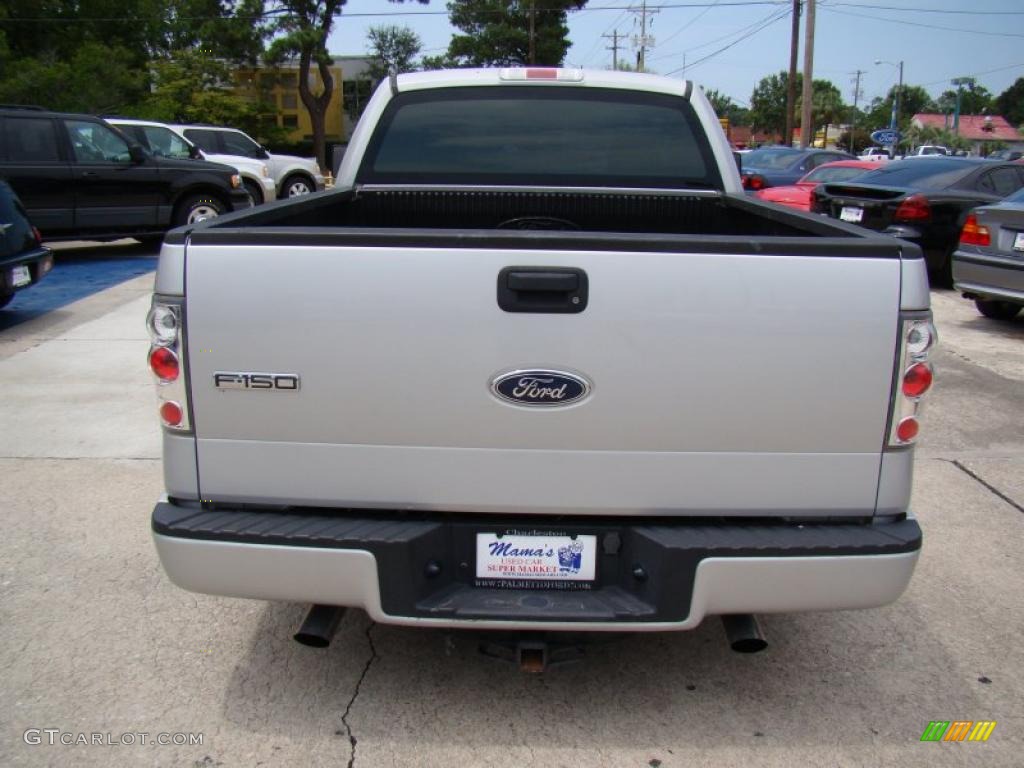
184, 242, 901, 516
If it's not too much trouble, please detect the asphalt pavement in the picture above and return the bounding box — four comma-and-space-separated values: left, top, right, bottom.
0, 270, 1021, 768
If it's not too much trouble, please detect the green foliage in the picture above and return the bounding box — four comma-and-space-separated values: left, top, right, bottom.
0, 43, 149, 113
748, 71, 791, 138
835, 127, 872, 154
863, 84, 935, 132
265, 0, 349, 170
937, 85, 994, 117
366, 25, 423, 82
439, 0, 586, 67
704, 88, 750, 127
129, 50, 284, 142
748, 72, 846, 139
995, 78, 1024, 127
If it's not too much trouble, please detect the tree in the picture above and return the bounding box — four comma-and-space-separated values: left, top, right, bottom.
937, 84, 993, 117
704, 88, 750, 127
809, 79, 845, 146
0, 42, 149, 113
438, 0, 586, 67
133, 49, 281, 141
366, 25, 422, 83
267, 1, 346, 171
749, 71, 791, 140
995, 78, 1024, 127
749, 72, 845, 143
864, 84, 935, 133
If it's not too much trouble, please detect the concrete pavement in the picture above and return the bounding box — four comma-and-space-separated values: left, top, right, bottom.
0, 279, 1021, 767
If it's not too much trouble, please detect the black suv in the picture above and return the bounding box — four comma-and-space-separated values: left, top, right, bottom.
0, 107, 251, 242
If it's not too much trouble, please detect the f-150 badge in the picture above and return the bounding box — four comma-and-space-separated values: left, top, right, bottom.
214, 372, 300, 391
491, 369, 590, 407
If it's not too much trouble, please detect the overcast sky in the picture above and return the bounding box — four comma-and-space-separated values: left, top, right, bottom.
326, 0, 1024, 113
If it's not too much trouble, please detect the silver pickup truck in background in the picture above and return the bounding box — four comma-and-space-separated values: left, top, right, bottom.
147, 68, 935, 660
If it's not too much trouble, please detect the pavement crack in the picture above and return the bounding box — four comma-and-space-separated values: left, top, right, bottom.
341, 621, 378, 768
952, 460, 1024, 515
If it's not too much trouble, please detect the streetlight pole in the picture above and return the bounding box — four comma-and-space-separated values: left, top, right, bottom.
875, 59, 904, 157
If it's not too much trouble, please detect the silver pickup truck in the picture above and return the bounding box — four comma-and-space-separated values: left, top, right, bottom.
147, 68, 935, 657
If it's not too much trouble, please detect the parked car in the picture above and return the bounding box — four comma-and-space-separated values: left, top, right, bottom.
859, 147, 891, 162
740, 147, 857, 190
0, 180, 53, 309
0, 107, 251, 242
952, 186, 1024, 320
812, 157, 1024, 284
169, 124, 326, 198
906, 145, 949, 157
755, 159, 878, 211
108, 118, 277, 205
986, 149, 1023, 162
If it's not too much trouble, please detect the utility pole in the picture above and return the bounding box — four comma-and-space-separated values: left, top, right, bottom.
799, 0, 815, 148
784, 0, 800, 148
850, 69, 865, 146
603, 30, 624, 71
630, 0, 658, 72
851, 69, 865, 112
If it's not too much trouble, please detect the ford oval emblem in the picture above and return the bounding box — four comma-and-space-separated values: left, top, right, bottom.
491, 369, 591, 408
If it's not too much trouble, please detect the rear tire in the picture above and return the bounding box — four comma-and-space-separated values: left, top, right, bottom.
242, 179, 263, 205
174, 193, 225, 227
281, 173, 314, 197
975, 299, 1022, 321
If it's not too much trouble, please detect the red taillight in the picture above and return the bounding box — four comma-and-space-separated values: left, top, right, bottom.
160, 401, 183, 427
889, 317, 936, 447
894, 194, 931, 223
902, 362, 933, 398
149, 346, 179, 382
959, 213, 991, 246
743, 174, 765, 191
525, 68, 559, 80
32, 226, 42, 243
895, 417, 919, 443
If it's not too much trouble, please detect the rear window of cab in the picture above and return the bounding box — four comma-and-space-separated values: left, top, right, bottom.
358, 86, 723, 190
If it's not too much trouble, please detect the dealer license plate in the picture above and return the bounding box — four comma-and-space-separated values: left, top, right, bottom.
476, 533, 597, 583
1013, 232, 1024, 252
840, 206, 864, 224
11, 265, 31, 288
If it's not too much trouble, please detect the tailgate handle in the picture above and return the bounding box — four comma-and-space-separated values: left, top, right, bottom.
498, 267, 588, 314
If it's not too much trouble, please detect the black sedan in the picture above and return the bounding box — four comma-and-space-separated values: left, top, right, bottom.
0, 180, 53, 309
811, 157, 1024, 284
740, 147, 856, 190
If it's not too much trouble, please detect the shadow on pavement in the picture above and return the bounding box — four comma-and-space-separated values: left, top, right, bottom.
0, 240, 157, 331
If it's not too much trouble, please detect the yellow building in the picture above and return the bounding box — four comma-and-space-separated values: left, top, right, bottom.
232, 56, 373, 143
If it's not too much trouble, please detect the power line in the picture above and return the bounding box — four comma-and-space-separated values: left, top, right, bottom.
821, 7, 1024, 38
830, 2, 1024, 15
664, 6, 789, 74
918, 62, 1024, 89
0, 3, 792, 24
651, 5, 784, 62
655, 0, 725, 50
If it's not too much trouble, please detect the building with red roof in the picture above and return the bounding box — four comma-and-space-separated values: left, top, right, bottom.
911, 113, 1024, 155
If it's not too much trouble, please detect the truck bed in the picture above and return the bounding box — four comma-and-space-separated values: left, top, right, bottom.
163, 186, 915, 518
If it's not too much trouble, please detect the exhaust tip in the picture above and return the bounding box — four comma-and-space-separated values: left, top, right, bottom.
729, 636, 768, 654
293, 604, 345, 648
721, 614, 768, 654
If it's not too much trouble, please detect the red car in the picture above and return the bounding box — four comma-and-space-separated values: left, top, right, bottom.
754, 160, 880, 211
